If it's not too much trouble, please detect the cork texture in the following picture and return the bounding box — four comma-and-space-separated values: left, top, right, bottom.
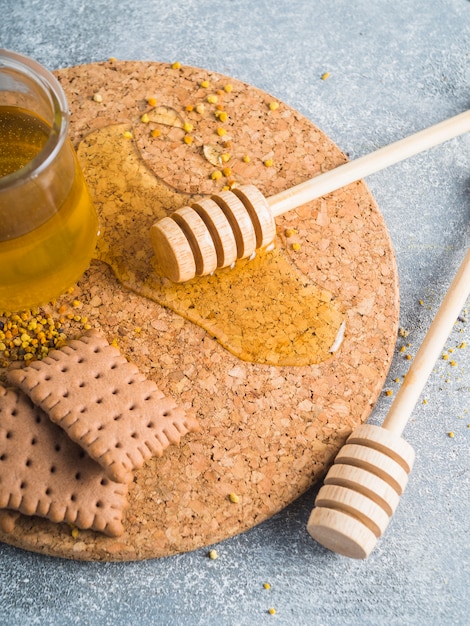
0, 61, 399, 561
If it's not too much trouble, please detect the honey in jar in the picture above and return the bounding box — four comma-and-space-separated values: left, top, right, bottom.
0, 50, 98, 312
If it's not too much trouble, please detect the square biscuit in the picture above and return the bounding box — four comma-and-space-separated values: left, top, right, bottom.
0, 384, 128, 537
0, 510, 20, 533
7, 330, 200, 484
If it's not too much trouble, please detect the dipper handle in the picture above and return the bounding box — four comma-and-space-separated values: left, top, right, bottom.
382, 246, 470, 436
268, 109, 470, 217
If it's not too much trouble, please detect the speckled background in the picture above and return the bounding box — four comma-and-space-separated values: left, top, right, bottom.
0, 0, 469, 624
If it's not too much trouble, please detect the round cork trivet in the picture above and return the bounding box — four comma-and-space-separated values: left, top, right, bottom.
0, 61, 399, 561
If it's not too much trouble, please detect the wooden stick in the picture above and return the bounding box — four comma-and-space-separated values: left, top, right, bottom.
307, 246, 470, 558
152, 110, 470, 283
268, 109, 470, 217
382, 246, 470, 436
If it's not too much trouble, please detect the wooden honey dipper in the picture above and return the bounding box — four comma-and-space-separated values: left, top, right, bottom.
150, 110, 470, 282
307, 246, 470, 558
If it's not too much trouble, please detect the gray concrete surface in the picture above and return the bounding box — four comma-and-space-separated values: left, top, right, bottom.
0, 1, 469, 624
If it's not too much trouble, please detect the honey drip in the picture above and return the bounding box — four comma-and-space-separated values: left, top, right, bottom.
77, 124, 344, 366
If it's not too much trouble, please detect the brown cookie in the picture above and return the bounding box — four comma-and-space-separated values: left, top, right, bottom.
7, 330, 199, 484
0, 384, 128, 536
0, 510, 20, 533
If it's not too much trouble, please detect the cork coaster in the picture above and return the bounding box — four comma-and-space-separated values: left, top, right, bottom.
0, 61, 399, 561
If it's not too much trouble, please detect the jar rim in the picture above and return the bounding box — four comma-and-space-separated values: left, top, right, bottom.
0, 48, 69, 190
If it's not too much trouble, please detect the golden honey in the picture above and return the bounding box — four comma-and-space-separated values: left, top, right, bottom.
0, 106, 98, 311
77, 123, 344, 367
0, 106, 47, 176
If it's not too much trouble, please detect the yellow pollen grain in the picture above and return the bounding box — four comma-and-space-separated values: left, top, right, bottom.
264, 159, 274, 167
216, 127, 227, 136
0, 307, 79, 364
291, 242, 301, 251
207, 94, 218, 104
269, 101, 279, 111
385, 389, 393, 396
200, 80, 210, 88
229, 493, 239, 503
183, 135, 193, 145
171, 61, 181, 69
151, 129, 161, 138
224, 84, 233, 93
208, 549, 218, 560
211, 170, 222, 180
216, 111, 228, 122
93, 93, 103, 103
183, 121, 194, 133
321, 72, 330, 80
141, 113, 149, 124
242, 154, 251, 163
123, 131, 133, 139
195, 103, 205, 114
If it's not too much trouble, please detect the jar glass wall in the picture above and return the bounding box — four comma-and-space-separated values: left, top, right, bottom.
0, 49, 99, 311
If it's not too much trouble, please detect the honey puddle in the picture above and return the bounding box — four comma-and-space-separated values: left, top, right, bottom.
78, 124, 344, 366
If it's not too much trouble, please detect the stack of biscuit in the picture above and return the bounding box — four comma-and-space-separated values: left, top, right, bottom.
0, 330, 199, 537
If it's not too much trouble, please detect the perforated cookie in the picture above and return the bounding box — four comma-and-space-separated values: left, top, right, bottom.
7, 330, 200, 484
0, 384, 128, 536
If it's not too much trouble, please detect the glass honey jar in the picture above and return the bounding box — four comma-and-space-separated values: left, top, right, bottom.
0, 49, 99, 312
